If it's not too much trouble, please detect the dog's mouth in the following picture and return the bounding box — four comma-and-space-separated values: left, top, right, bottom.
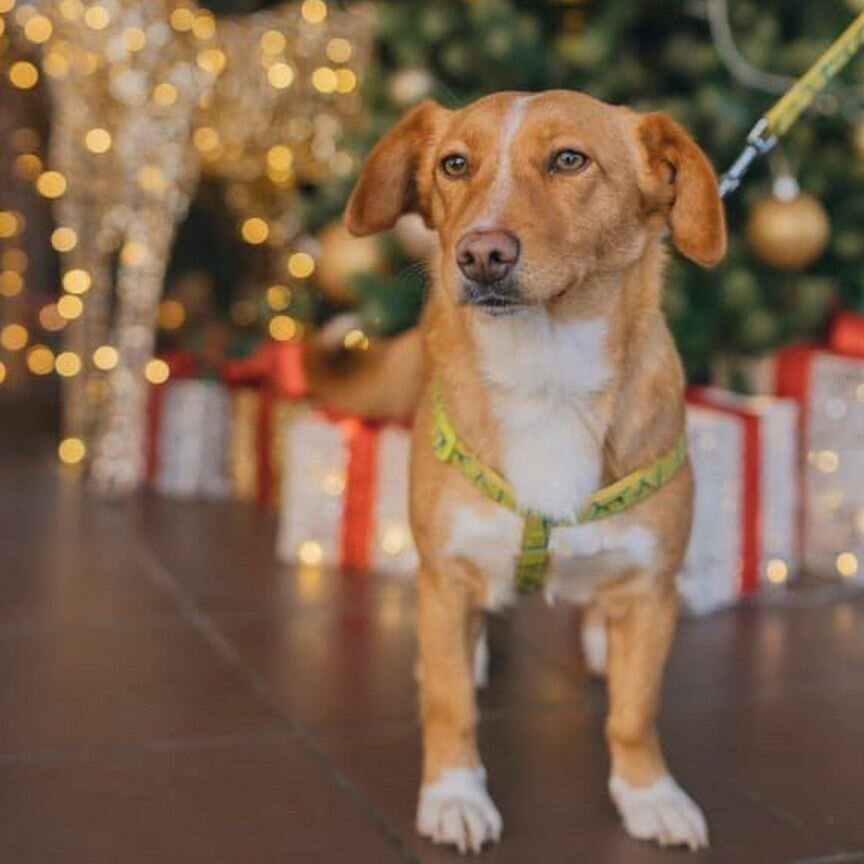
459, 280, 530, 317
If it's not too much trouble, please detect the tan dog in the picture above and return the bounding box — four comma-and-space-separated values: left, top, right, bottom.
327, 90, 726, 854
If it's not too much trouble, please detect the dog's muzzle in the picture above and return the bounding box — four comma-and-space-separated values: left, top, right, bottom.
460, 278, 527, 316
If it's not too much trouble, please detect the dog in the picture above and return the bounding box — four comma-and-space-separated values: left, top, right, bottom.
312, 89, 726, 854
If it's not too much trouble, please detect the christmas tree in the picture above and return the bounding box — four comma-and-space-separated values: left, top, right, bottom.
304, 0, 864, 383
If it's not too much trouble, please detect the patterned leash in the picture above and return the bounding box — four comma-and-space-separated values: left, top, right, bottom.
719, 11, 864, 199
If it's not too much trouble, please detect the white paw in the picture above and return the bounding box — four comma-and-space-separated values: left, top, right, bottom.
417, 767, 502, 854
610, 774, 709, 851
473, 629, 490, 689
580, 620, 607, 678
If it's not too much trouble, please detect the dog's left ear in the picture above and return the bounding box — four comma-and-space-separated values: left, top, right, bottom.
637, 112, 727, 268
345, 100, 448, 237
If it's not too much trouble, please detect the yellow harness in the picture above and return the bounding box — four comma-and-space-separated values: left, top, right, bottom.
432, 384, 688, 594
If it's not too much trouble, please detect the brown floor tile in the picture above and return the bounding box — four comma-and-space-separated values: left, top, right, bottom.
0, 622, 281, 754
315, 709, 828, 864
212, 592, 591, 733
0, 733, 410, 864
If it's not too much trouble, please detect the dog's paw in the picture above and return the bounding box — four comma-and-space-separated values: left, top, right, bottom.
417, 767, 502, 854
610, 774, 708, 851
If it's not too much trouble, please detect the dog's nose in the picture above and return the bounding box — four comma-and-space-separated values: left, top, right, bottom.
456, 231, 520, 284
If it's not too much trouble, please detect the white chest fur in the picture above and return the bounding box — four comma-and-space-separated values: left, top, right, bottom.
444, 311, 657, 609
473, 311, 611, 520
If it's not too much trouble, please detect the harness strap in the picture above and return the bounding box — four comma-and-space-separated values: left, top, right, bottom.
432, 382, 688, 594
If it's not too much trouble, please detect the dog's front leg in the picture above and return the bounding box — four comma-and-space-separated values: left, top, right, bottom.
605, 582, 709, 851
415, 565, 502, 854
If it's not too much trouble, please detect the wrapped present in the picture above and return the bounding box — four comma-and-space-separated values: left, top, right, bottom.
276, 409, 417, 575
222, 341, 308, 507
776, 313, 864, 583
680, 388, 799, 615
145, 353, 233, 499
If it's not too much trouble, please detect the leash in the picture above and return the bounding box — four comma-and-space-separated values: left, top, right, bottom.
719, 10, 864, 198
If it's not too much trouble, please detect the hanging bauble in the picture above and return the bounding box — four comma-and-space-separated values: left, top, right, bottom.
388, 68, 435, 107
394, 214, 437, 260
747, 177, 830, 271
315, 221, 385, 306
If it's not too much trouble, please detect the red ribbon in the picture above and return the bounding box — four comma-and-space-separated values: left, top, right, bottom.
339, 418, 380, 571
144, 350, 199, 486
687, 387, 763, 596
830, 311, 864, 357
222, 341, 308, 506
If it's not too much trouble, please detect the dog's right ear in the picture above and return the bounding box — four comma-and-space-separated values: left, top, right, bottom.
345, 100, 447, 237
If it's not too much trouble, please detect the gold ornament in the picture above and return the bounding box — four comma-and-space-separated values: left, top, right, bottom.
315, 220, 384, 305
747, 190, 830, 271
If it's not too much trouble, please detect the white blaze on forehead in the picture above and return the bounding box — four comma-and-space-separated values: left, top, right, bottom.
476, 95, 535, 227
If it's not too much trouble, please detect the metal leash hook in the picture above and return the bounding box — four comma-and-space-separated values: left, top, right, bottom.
718, 118, 777, 200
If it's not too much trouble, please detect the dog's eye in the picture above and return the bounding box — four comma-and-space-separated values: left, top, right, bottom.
441, 154, 469, 178
551, 149, 589, 174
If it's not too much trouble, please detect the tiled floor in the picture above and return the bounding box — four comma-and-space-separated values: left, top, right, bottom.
1, 428, 863, 863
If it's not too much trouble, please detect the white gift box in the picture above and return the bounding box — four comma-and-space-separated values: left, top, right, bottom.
276, 409, 418, 575
801, 353, 864, 582
680, 389, 799, 615
152, 380, 232, 499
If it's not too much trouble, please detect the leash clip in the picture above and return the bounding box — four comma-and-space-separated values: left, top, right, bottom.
718, 117, 778, 199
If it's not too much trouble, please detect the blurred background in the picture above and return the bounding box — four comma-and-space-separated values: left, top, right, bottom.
1, 3, 864, 861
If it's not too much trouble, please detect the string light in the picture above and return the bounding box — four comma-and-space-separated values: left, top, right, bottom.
121, 26, 146, 52
55, 351, 82, 377
57, 295, 84, 320
765, 558, 789, 584
120, 241, 149, 267
169, 7, 194, 31
298, 540, 324, 566
1, 249, 27, 272
0, 361, 6, 385
83, 4, 110, 30
335, 68, 357, 94
14, 153, 42, 180
191, 12, 216, 40
0, 271, 23, 298
92, 345, 119, 371
9, 61, 39, 89
836, 552, 859, 578
84, 127, 112, 154
0, 324, 28, 351
287, 251, 315, 278
158, 299, 186, 330
197, 48, 227, 75
23, 13, 52, 43
62, 269, 92, 294
267, 62, 295, 89
343, 329, 370, 351
39, 304, 66, 332
0, 211, 21, 238
266, 145, 294, 172
26, 345, 55, 376
51, 227, 78, 252
153, 82, 178, 107
58, 437, 86, 465
326, 38, 352, 63
301, 0, 328, 24
260, 29, 286, 53
269, 315, 298, 341
312, 66, 338, 93
145, 358, 170, 385
241, 217, 269, 245
266, 284, 291, 311
36, 171, 67, 199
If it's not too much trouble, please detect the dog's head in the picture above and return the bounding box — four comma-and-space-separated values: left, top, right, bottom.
346, 91, 726, 317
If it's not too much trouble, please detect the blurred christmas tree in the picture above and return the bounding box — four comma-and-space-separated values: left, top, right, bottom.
305, 0, 864, 383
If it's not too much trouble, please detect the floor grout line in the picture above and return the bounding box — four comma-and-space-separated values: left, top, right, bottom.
131, 528, 424, 864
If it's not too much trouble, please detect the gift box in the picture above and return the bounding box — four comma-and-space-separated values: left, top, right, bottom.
222, 341, 308, 507
276, 409, 417, 575
146, 358, 233, 499
679, 388, 800, 615
776, 312, 864, 583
